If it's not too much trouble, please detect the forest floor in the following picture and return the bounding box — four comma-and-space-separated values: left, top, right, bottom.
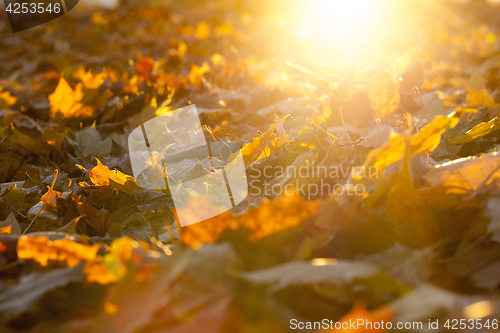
1, 0, 500, 332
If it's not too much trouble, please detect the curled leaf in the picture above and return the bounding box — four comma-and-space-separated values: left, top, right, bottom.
450, 117, 500, 145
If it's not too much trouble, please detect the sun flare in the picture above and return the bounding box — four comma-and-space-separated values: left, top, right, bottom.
297, 0, 388, 50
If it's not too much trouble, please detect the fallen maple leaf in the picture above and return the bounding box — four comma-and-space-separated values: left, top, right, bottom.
77, 158, 141, 195
73, 66, 106, 89
362, 114, 460, 177
48, 77, 94, 118
17, 235, 100, 267
180, 192, 320, 248
0, 211, 21, 235
466, 86, 496, 107
368, 72, 400, 119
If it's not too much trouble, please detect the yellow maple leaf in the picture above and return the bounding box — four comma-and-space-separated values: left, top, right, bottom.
180, 193, 320, 248
466, 86, 496, 107
367, 72, 400, 119
73, 66, 106, 89
48, 77, 94, 118
17, 235, 99, 267
362, 114, 459, 178
241, 114, 289, 165
77, 158, 141, 195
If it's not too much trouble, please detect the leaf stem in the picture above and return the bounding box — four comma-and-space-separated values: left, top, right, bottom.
413, 86, 430, 122
22, 169, 59, 235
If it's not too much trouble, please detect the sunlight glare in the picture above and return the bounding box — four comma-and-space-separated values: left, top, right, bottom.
464, 301, 494, 320
298, 0, 387, 50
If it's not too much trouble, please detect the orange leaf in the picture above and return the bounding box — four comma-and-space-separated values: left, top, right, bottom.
0, 88, 17, 107
466, 86, 496, 107
84, 237, 150, 284
0, 225, 12, 235
77, 158, 141, 195
134, 53, 154, 80
17, 235, 99, 267
180, 193, 320, 248
188, 62, 210, 87
73, 66, 106, 89
48, 77, 94, 118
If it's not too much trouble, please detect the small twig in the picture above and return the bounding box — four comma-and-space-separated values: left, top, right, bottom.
23, 169, 59, 235
0, 260, 21, 273
306, 117, 337, 143
0, 198, 26, 218
413, 87, 430, 122
324, 137, 366, 150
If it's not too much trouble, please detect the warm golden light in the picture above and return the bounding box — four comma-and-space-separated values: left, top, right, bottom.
311, 258, 338, 266
464, 301, 494, 320
297, 0, 387, 48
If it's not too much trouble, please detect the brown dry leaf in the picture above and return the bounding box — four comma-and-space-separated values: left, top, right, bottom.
0, 211, 21, 235
0, 265, 84, 320
17, 235, 100, 267
48, 77, 94, 118
466, 86, 496, 107
77, 158, 141, 195
181, 193, 320, 248
367, 72, 400, 119
134, 53, 154, 81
